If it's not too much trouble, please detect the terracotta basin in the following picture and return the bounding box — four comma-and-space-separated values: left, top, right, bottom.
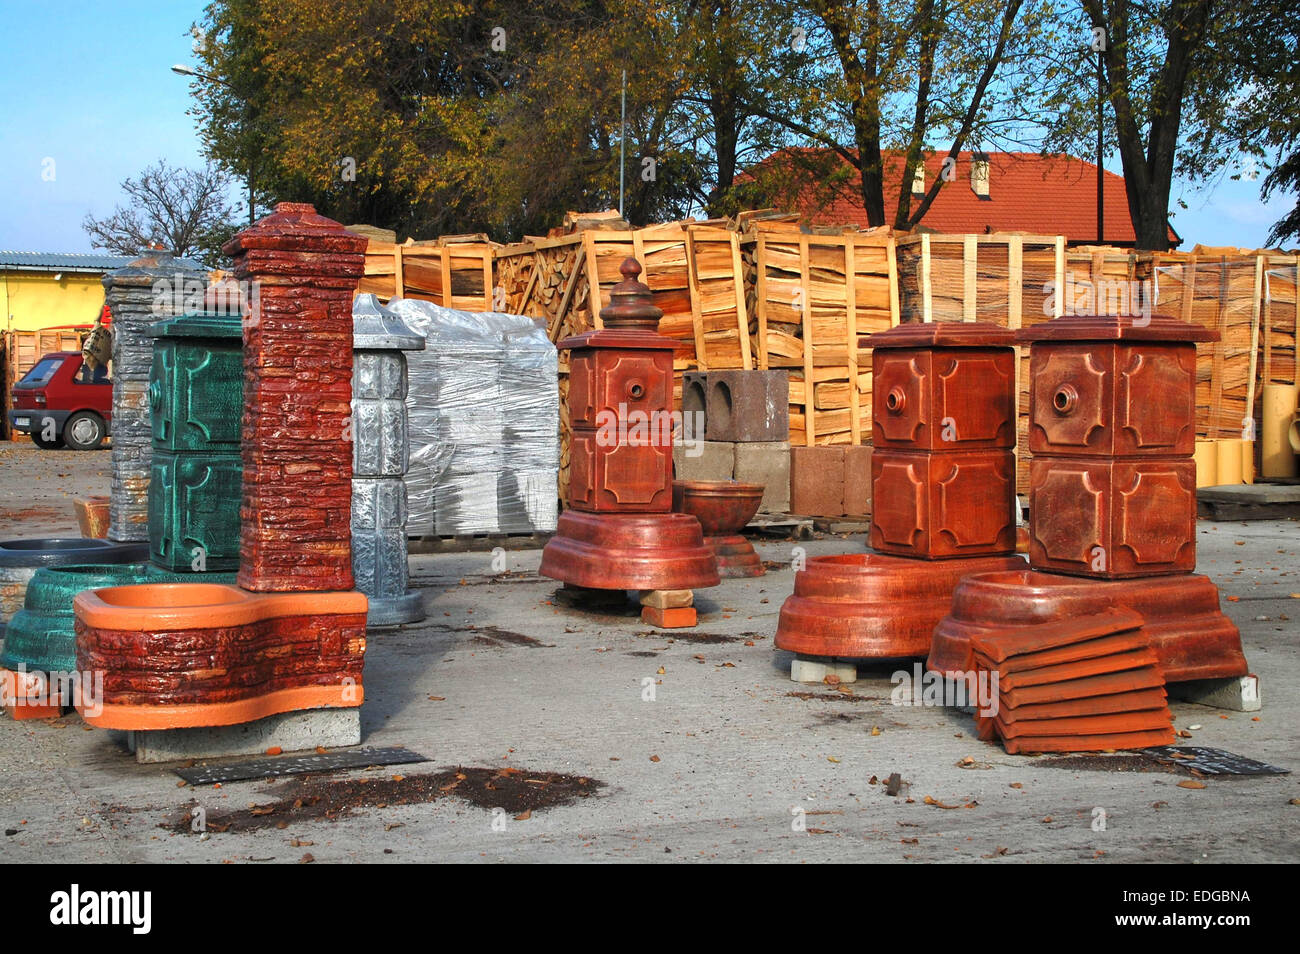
671, 480, 764, 535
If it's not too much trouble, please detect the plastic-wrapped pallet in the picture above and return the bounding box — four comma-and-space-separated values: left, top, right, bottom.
387, 299, 559, 536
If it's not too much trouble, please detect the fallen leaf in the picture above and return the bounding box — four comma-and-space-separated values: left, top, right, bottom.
265, 746, 282, 756
870, 726, 881, 736
290, 839, 314, 847
514, 810, 532, 821
1177, 780, 1207, 790
249, 806, 275, 816
1009, 782, 1024, 789
427, 695, 445, 701
924, 795, 962, 810
1041, 816, 1054, 823
827, 756, 840, 763
649, 755, 660, 762
656, 667, 665, 675
299, 853, 315, 864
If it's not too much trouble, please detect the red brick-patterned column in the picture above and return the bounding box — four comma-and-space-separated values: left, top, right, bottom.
222, 203, 367, 592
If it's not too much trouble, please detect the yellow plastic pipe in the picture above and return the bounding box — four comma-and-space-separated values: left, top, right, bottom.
1194, 440, 1219, 488
1261, 384, 1299, 478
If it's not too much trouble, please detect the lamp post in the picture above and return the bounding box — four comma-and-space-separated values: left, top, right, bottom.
171, 64, 255, 226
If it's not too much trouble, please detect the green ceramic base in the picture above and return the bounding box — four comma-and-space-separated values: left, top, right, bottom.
0, 563, 237, 675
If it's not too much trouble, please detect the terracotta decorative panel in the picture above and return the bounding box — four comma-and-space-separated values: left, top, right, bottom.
871, 450, 1016, 559
1029, 340, 1197, 457
1029, 457, 1195, 577
873, 348, 1016, 450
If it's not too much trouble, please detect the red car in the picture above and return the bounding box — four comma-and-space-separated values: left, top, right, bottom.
8, 352, 112, 450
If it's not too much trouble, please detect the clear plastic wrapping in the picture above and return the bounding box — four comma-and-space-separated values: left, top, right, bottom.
387, 300, 559, 536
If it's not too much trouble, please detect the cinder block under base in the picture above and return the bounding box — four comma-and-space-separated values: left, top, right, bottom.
1168, 674, 1261, 712
123, 708, 362, 764
673, 440, 735, 482
790, 656, 858, 684
734, 440, 791, 513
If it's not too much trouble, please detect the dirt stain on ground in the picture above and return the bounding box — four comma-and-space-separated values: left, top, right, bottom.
468, 625, 556, 648
658, 631, 738, 644
1035, 753, 1193, 775
785, 690, 880, 704
164, 766, 605, 834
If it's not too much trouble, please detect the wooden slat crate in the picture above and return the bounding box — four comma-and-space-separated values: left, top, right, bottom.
1261, 256, 1300, 397
1152, 249, 1265, 441
359, 239, 496, 311
754, 229, 899, 446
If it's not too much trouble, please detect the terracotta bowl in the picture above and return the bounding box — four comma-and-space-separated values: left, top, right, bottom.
671, 480, 765, 535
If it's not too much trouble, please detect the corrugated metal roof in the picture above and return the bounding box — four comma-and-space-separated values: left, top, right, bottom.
0, 251, 208, 273
0, 251, 137, 272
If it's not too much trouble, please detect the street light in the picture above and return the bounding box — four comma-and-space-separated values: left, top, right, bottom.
171, 64, 256, 226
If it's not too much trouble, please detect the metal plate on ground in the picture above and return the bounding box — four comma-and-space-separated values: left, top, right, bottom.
174, 747, 430, 786
1143, 746, 1291, 776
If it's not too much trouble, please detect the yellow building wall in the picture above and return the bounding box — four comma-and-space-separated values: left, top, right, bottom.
1, 271, 106, 333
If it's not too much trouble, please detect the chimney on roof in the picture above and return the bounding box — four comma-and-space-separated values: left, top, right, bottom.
971, 152, 990, 198
912, 162, 925, 196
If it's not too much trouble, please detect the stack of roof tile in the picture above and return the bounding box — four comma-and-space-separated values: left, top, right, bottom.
968, 608, 1176, 754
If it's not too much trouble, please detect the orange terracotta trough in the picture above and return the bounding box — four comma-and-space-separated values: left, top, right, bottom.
74, 583, 366, 730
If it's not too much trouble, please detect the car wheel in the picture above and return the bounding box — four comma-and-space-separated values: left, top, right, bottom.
31, 430, 64, 450
63, 411, 106, 451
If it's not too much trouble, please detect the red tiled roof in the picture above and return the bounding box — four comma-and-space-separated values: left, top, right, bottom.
746, 149, 1180, 247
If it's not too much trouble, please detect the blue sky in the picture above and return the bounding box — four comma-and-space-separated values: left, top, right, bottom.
0, 0, 1291, 253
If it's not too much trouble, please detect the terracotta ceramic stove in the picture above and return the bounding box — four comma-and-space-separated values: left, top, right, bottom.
775, 322, 1026, 661
929, 314, 1249, 683
540, 259, 718, 592
73, 204, 369, 732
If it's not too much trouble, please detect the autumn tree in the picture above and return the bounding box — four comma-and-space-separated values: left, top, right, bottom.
728, 0, 1053, 229
189, 0, 706, 239
82, 160, 239, 266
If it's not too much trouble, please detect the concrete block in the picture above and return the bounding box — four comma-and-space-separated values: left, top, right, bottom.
790, 656, 858, 684
682, 373, 707, 431
789, 445, 845, 517
843, 445, 873, 517
124, 708, 361, 764
705, 370, 789, 442
673, 440, 735, 482
734, 440, 791, 513
1168, 674, 1262, 712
